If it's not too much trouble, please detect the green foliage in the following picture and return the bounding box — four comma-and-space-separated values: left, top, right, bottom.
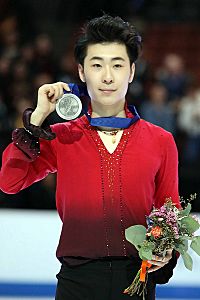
175, 239, 188, 253
125, 225, 146, 247
125, 196, 200, 274
181, 251, 193, 271
124, 195, 199, 300
178, 203, 191, 217
139, 248, 153, 260
190, 236, 200, 256
180, 216, 200, 234
139, 241, 155, 260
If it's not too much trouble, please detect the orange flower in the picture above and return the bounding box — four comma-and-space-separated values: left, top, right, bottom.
150, 226, 162, 238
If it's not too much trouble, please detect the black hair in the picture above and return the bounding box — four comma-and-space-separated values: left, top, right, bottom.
74, 14, 142, 66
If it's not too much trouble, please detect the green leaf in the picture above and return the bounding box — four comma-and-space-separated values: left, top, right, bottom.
180, 216, 200, 234
139, 247, 153, 260
146, 241, 156, 250
125, 225, 146, 247
181, 251, 193, 271
180, 235, 192, 241
190, 236, 200, 256
175, 240, 188, 254
179, 203, 192, 217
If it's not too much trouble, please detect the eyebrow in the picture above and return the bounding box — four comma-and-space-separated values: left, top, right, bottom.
89, 56, 126, 62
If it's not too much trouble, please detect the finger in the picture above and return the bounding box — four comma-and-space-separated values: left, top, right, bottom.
148, 265, 163, 273
54, 82, 66, 98
61, 82, 71, 92
47, 86, 55, 99
166, 249, 173, 258
153, 256, 169, 263
151, 255, 165, 262
58, 84, 65, 98
48, 87, 60, 103
147, 259, 168, 268
152, 250, 172, 263
51, 85, 60, 101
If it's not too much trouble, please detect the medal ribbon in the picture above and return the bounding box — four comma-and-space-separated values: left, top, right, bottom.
68, 83, 140, 129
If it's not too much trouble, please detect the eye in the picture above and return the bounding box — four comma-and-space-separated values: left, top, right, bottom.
92, 64, 102, 68
114, 64, 123, 68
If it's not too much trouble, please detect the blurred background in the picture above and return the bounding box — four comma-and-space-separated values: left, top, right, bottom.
0, 0, 200, 299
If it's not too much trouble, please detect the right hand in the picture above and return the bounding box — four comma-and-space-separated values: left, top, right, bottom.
31, 82, 70, 126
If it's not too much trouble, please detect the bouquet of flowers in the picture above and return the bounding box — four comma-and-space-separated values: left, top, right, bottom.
124, 195, 200, 299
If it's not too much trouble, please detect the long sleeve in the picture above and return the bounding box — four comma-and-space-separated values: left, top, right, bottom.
152, 133, 180, 283
0, 134, 57, 194
154, 132, 181, 208
0, 107, 58, 194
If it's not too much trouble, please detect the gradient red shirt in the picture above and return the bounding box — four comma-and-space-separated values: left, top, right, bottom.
0, 115, 180, 260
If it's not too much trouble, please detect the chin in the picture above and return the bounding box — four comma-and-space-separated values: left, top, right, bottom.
95, 95, 122, 104
97, 99, 122, 106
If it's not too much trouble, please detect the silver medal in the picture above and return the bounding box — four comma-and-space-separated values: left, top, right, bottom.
56, 93, 82, 120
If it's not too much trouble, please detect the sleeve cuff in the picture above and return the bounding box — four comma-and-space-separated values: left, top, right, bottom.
12, 128, 41, 161
22, 108, 56, 140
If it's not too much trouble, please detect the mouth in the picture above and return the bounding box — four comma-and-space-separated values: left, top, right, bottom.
99, 89, 116, 94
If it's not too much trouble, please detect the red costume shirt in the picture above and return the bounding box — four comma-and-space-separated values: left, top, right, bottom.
0, 115, 180, 260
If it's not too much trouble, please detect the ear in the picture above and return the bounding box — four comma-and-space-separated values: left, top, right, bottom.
78, 64, 86, 82
128, 63, 135, 83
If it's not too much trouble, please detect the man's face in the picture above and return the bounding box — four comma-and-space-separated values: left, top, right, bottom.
78, 42, 135, 107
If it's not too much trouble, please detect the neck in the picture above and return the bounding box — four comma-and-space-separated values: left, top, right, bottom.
90, 101, 126, 131
91, 102, 126, 118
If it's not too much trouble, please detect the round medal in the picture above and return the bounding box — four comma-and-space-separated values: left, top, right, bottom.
56, 93, 82, 120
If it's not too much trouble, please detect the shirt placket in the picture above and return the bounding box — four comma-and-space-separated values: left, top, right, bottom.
89, 126, 133, 256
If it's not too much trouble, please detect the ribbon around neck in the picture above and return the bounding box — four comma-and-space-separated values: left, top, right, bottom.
68, 83, 140, 129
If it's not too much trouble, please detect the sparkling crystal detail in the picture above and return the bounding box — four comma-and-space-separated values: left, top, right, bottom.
88, 124, 134, 256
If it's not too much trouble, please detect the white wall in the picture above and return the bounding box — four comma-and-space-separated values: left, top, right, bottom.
0, 210, 61, 283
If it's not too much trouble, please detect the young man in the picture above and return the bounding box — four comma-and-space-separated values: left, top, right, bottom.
0, 15, 180, 300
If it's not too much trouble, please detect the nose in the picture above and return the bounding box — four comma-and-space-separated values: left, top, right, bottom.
102, 67, 113, 84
